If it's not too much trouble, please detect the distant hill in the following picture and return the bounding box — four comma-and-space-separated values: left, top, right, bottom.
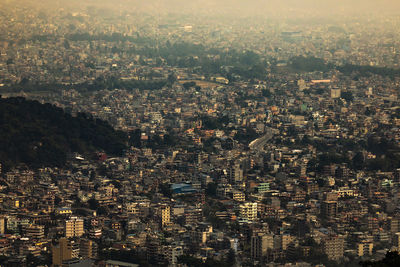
0, 97, 127, 170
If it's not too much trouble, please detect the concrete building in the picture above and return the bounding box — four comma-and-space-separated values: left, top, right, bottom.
162, 245, 183, 267
229, 163, 243, 184
391, 217, 400, 233
321, 201, 338, 219
330, 88, 341, 99
251, 233, 274, 259
52, 238, 79, 266
239, 202, 258, 222
0, 217, 4, 234
80, 239, 98, 259
323, 235, 344, 261
357, 241, 373, 257
65, 217, 84, 238
393, 232, 400, 251
161, 205, 170, 227
231, 190, 245, 202
25, 224, 45, 240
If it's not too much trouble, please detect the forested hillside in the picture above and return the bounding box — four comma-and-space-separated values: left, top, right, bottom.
0, 97, 127, 170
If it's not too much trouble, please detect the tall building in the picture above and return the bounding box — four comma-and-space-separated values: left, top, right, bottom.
357, 241, 373, 257
65, 217, 84, 238
321, 200, 338, 219
296, 160, 308, 177
394, 169, 400, 184
184, 207, 202, 225
393, 232, 400, 251
323, 164, 336, 177
239, 202, 258, 222
52, 238, 79, 266
0, 217, 4, 234
89, 228, 102, 239
146, 236, 161, 265
297, 79, 307, 91
336, 164, 349, 179
330, 88, 341, 99
192, 224, 213, 244
281, 234, 295, 251
170, 245, 183, 267
229, 163, 244, 185
231, 190, 245, 202
80, 239, 98, 259
160, 205, 171, 227
367, 216, 379, 232
366, 87, 373, 97
323, 235, 344, 261
25, 224, 45, 240
162, 245, 183, 267
251, 233, 274, 259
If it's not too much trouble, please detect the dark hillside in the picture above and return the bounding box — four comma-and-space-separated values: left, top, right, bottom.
0, 97, 127, 170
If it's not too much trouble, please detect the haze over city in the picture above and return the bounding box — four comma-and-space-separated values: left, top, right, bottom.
3, 0, 400, 16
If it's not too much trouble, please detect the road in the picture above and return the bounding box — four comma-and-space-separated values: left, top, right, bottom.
249, 128, 273, 151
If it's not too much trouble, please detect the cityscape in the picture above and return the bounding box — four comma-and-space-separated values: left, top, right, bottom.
1, 0, 400, 266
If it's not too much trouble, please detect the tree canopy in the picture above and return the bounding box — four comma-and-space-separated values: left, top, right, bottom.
0, 97, 127, 170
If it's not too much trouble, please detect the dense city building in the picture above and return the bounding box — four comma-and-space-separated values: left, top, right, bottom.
1, 0, 400, 266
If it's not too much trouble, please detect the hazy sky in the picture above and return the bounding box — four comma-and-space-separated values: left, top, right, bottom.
4, 0, 400, 17
97, 0, 400, 15
95, 0, 400, 11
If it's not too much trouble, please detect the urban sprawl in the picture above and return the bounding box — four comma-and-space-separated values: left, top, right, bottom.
1, 2, 400, 267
